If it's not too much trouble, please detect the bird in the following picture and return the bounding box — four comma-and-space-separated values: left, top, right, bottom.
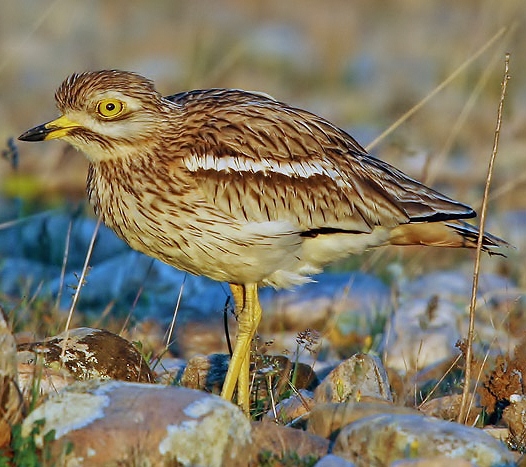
19, 70, 504, 414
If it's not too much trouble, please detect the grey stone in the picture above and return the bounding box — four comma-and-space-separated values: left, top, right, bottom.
314, 353, 392, 403
332, 413, 515, 467
314, 454, 356, 467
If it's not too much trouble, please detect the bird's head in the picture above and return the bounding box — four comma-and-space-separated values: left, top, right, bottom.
19, 70, 170, 162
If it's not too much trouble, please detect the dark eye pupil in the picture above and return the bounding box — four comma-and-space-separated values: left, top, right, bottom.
106, 103, 115, 111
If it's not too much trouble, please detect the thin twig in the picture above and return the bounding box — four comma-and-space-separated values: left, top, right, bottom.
457, 54, 510, 424
54, 217, 73, 312
64, 216, 101, 331
418, 354, 463, 408
59, 216, 101, 364
0, 209, 59, 231
423, 45, 504, 185
119, 258, 155, 335
366, 26, 509, 152
164, 274, 187, 350
0, 0, 65, 75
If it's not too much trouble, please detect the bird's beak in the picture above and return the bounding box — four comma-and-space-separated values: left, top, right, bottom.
18, 115, 80, 142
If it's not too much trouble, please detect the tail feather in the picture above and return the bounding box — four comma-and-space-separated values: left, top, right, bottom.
388, 220, 509, 256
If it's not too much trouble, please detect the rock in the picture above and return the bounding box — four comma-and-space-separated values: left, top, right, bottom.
332, 413, 515, 467
382, 296, 462, 372
264, 389, 314, 425
419, 394, 481, 425
181, 353, 317, 411
17, 362, 75, 404
399, 271, 516, 306
22, 380, 252, 466
180, 353, 229, 393
390, 457, 475, 467
153, 357, 187, 384
251, 354, 318, 407
259, 272, 390, 336
395, 271, 521, 352
307, 400, 419, 439
121, 318, 168, 359
174, 319, 230, 358
251, 420, 329, 465
17, 327, 153, 383
314, 353, 392, 403
503, 394, 526, 443
314, 454, 356, 467
483, 426, 510, 443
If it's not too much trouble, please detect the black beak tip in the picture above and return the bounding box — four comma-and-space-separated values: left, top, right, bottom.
18, 124, 49, 142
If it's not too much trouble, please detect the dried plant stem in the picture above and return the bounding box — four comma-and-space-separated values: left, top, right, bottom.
423, 46, 503, 185
419, 354, 463, 408
64, 216, 102, 332
365, 25, 508, 152
164, 274, 187, 350
55, 217, 73, 312
59, 215, 101, 364
457, 54, 510, 424
119, 258, 155, 335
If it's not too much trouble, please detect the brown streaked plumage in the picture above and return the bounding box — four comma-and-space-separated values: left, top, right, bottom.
19, 70, 505, 413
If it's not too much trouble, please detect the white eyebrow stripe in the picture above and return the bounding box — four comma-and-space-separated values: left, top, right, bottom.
185, 154, 342, 180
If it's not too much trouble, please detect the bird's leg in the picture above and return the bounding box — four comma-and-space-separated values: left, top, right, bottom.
228, 284, 248, 406
221, 283, 262, 415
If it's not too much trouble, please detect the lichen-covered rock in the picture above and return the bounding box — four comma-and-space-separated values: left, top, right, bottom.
332, 413, 515, 467
503, 394, 526, 445
17, 327, 153, 384
314, 353, 392, 403
22, 380, 252, 466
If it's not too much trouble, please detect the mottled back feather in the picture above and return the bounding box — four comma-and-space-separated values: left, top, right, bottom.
167, 89, 474, 234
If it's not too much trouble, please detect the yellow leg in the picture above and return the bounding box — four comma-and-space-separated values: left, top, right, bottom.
220, 283, 262, 414
229, 284, 249, 410
237, 344, 250, 413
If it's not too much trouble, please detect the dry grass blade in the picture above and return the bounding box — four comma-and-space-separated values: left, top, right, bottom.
118, 258, 155, 335
457, 53, 511, 424
365, 25, 509, 152
54, 217, 73, 313
59, 216, 101, 363
164, 274, 187, 351
0, 0, 65, 76
423, 46, 504, 186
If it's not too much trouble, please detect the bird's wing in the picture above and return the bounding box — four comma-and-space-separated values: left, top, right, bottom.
168, 89, 474, 233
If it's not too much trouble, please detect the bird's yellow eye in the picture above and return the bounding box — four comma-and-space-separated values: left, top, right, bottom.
96, 99, 125, 119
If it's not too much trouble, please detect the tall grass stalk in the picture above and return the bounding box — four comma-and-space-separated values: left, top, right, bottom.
54, 217, 72, 313
59, 216, 101, 364
457, 53, 510, 424
365, 25, 509, 152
